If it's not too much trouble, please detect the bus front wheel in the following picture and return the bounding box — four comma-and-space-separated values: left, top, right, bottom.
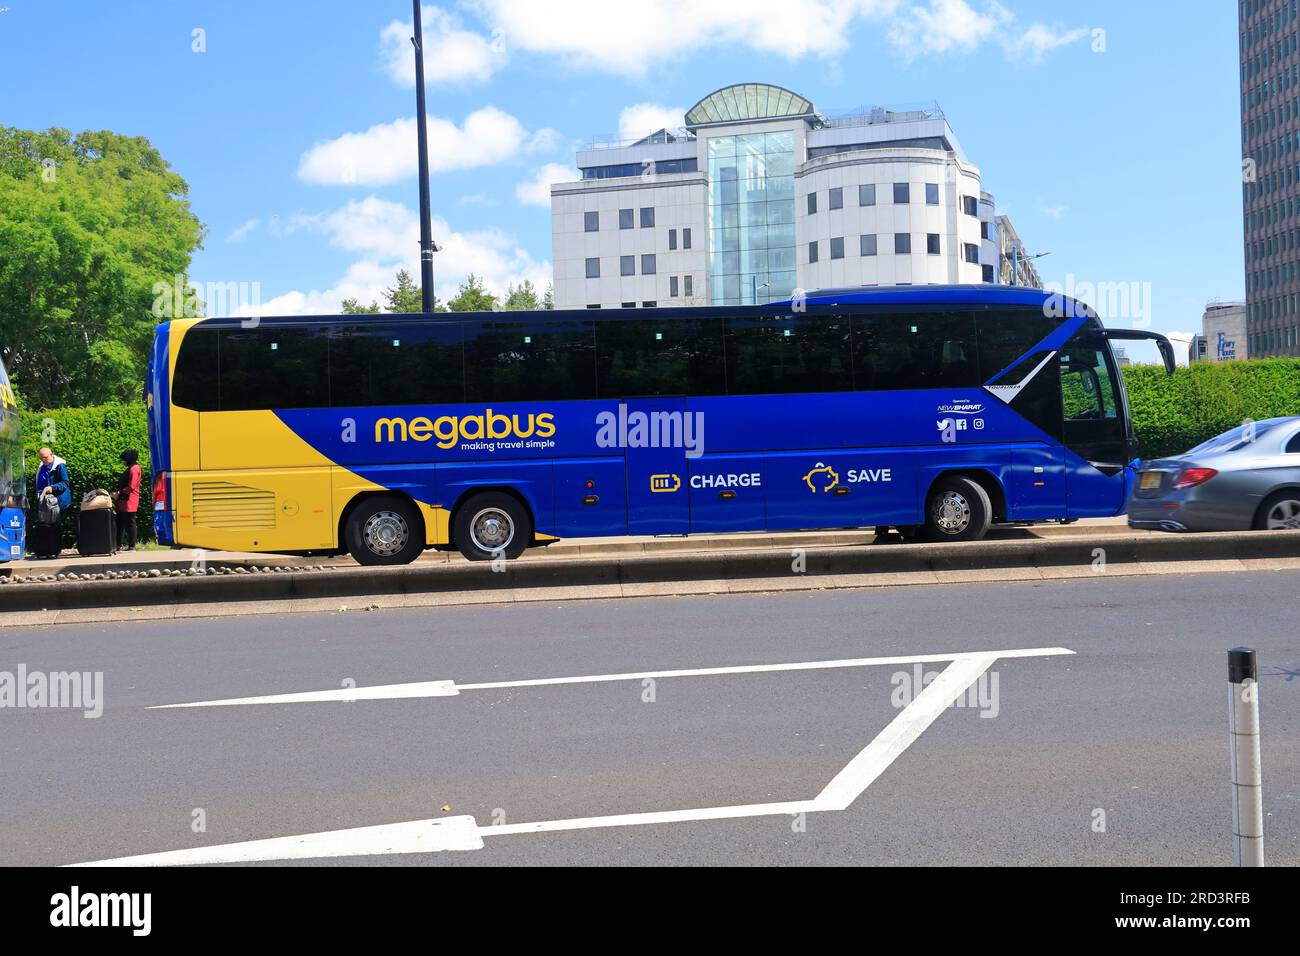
922, 476, 992, 543
453, 491, 532, 562
345, 495, 425, 566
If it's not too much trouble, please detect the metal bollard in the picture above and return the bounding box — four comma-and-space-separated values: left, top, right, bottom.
1228, 647, 1264, 866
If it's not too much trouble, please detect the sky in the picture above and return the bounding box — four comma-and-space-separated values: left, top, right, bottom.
0, 0, 1243, 362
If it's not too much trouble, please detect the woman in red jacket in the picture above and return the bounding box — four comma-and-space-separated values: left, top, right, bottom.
114, 449, 142, 552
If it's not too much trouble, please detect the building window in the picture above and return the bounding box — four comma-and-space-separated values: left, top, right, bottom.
963, 242, 979, 264
642, 301, 656, 308
670, 276, 679, 297
893, 182, 909, 204
961, 196, 978, 216
829, 187, 843, 210
926, 233, 941, 255
809, 240, 819, 263
684, 275, 693, 297
587, 304, 601, 309
669, 229, 678, 250
619, 208, 634, 229
683, 228, 692, 249
640, 207, 655, 228
585, 258, 600, 278
621, 302, 636, 308
859, 184, 876, 206
642, 254, 656, 275
894, 233, 911, 254
982, 264, 995, 283
925, 183, 939, 205
830, 237, 845, 259
584, 211, 599, 232
980, 221, 990, 239
807, 192, 818, 214
620, 255, 635, 277
860, 234, 877, 256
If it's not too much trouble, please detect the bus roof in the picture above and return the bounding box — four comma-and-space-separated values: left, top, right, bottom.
162, 284, 1094, 329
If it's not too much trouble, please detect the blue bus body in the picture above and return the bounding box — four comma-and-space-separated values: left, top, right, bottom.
150, 286, 1162, 560
0, 354, 24, 562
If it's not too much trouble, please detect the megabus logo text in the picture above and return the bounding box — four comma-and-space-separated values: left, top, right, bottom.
374, 410, 556, 448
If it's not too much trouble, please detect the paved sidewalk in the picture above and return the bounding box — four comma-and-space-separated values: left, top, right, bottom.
4, 515, 1134, 577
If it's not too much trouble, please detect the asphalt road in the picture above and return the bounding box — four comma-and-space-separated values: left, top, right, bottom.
1, 570, 1297, 866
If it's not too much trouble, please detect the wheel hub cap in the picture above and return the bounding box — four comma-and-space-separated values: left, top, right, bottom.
935, 492, 971, 533
471, 508, 514, 553
363, 511, 408, 556
1266, 499, 1300, 530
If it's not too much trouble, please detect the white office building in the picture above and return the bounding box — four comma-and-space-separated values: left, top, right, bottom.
1190, 300, 1248, 362
550, 83, 1036, 310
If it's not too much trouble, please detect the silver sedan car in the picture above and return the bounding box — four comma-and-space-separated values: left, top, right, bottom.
1127, 417, 1300, 532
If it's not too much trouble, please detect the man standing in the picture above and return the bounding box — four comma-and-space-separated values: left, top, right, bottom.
36, 447, 72, 512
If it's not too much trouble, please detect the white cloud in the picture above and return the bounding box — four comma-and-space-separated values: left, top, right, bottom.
1042, 204, 1068, 220
380, 5, 506, 86
473, 0, 1084, 76
618, 103, 687, 142
516, 162, 578, 206
479, 0, 899, 77
257, 197, 551, 312
226, 218, 259, 242
297, 107, 532, 186
887, 0, 1088, 62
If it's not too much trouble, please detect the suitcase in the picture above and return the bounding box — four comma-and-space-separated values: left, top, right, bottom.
76, 509, 116, 557
29, 521, 62, 559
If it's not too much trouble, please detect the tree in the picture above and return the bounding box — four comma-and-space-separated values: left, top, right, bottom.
503, 279, 540, 311
542, 283, 554, 310
446, 273, 498, 312
340, 297, 379, 314
382, 268, 423, 313
0, 127, 205, 409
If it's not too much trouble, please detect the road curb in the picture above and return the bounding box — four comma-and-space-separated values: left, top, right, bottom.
2, 530, 1298, 614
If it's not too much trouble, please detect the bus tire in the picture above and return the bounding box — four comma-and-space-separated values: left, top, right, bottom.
453, 491, 531, 562
921, 476, 992, 543
344, 495, 425, 566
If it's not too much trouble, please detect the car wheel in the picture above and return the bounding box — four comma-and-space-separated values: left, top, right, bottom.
453, 491, 532, 561
921, 476, 992, 542
345, 495, 424, 565
1254, 490, 1300, 530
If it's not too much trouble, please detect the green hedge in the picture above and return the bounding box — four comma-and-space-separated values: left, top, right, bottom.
1122, 358, 1300, 460
21, 402, 150, 546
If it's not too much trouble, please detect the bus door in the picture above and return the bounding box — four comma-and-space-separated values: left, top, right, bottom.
622, 397, 690, 535
1059, 341, 1129, 516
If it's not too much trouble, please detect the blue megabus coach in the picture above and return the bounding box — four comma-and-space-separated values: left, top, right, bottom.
147, 285, 1174, 565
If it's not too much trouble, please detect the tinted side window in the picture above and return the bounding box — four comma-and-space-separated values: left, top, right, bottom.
330, 322, 463, 407
220, 327, 329, 410
463, 319, 596, 403
172, 327, 219, 411
976, 309, 1058, 383
851, 312, 979, 390
724, 313, 853, 394
596, 317, 724, 398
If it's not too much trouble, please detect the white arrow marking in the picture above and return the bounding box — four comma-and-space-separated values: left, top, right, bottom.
70, 815, 482, 867
77, 647, 1068, 865
148, 647, 1072, 709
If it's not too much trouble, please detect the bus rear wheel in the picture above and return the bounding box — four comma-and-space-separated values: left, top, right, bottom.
921, 476, 992, 543
453, 492, 532, 562
345, 495, 424, 566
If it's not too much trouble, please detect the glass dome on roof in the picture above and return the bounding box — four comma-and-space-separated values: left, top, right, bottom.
684, 83, 815, 127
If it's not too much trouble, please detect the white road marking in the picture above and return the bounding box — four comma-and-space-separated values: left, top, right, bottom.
148, 647, 1072, 709
79, 646, 1072, 865
70, 816, 482, 867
